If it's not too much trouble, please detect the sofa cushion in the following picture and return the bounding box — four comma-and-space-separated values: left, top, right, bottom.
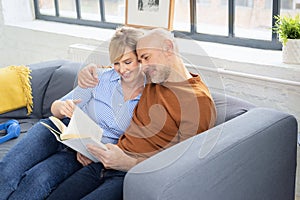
211, 92, 255, 126
0, 66, 33, 115
42, 61, 82, 117
0, 60, 69, 119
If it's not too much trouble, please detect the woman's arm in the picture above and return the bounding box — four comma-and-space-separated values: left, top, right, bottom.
51, 84, 94, 119
51, 99, 81, 119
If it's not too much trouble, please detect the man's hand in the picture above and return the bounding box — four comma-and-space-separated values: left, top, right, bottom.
76, 152, 92, 166
78, 63, 99, 88
87, 144, 137, 171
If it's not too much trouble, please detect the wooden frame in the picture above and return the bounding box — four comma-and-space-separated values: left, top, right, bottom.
125, 0, 175, 30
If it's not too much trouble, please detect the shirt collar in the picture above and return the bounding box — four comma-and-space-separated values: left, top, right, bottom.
110, 70, 121, 82
110, 70, 146, 101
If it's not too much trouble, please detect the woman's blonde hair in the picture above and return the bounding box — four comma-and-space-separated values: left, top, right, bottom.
109, 26, 144, 64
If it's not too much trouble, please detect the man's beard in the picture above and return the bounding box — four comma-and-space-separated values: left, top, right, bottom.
147, 65, 171, 84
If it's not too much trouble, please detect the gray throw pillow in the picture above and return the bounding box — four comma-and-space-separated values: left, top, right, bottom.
42, 61, 82, 117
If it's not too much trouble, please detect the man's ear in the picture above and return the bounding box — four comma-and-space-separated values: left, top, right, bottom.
162, 39, 174, 55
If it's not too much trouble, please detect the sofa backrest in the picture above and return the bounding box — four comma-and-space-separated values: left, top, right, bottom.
211, 91, 255, 126
41, 61, 82, 117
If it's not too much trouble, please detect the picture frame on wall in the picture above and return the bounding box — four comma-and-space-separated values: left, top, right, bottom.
125, 0, 175, 30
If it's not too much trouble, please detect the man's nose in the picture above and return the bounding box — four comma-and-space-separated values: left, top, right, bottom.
140, 59, 148, 65
140, 60, 148, 68
141, 63, 149, 72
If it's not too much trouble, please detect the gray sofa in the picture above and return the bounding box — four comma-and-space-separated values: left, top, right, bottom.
0, 60, 298, 200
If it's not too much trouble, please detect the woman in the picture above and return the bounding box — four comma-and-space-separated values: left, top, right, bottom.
0, 26, 144, 200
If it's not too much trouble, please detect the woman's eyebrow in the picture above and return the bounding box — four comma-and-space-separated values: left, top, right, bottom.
121, 57, 132, 62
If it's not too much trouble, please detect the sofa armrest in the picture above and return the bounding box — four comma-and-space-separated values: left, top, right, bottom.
124, 108, 298, 200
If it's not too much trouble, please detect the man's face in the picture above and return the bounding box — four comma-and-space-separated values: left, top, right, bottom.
137, 40, 171, 84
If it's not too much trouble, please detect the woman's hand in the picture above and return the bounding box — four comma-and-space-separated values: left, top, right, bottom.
51, 99, 81, 119
77, 152, 92, 166
87, 144, 138, 171
78, 63, 99, 88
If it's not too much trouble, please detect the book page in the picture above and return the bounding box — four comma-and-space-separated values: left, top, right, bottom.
40, 121, 62, 140
61, 137, 102, 163
62, 106, 103, 142
49, 116, 67, 133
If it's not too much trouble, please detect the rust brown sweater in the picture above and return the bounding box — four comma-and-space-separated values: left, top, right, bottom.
117, 74, 216, 160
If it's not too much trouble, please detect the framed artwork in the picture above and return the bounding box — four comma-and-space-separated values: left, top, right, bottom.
125, 0, 175, 30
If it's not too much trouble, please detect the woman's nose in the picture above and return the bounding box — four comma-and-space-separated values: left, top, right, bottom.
119, 64, 127, 73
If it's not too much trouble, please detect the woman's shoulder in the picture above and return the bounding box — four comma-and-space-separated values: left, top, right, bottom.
98, 67, 119, 82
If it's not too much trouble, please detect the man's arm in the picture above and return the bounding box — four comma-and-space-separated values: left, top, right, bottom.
87, 144, 138, 171
78, 63, 99, 88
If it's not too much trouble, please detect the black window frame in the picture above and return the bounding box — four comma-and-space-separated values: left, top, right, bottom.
33, 0, 282, 50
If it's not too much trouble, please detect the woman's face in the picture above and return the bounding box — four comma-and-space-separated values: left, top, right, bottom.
113, 47, 141, 83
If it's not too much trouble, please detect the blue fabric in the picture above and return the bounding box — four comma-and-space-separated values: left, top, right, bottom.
0, 118, 82, 200
47, 163, 126, 200
60, 68, 141, 144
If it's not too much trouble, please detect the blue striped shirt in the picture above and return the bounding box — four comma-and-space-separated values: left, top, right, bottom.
60, 68, 141, 144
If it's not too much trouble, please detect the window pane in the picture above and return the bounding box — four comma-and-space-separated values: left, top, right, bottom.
281, 0, 293, 9
38, 0, 55, 16
104, 0, 125, 23
173, 0, 190, 31
280, 0, 300, 16
235, 0, 272, 40
58, 0, 77, 18
196, 0, 228, 36
80, 0, 100, 21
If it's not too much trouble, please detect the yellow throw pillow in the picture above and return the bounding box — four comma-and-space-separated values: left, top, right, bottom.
0, 66, 33, 115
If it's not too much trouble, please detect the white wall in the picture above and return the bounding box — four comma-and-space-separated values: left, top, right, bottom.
1, 0, 33, 23
0, 0, 4, 52
0, 24, 103, 66
0, 0, 111, 67
0, 0, 3, 24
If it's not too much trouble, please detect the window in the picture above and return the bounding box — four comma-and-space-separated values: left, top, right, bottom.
33, 0, 299, 50
35, 0, 123, 29
234, 0, 272, 40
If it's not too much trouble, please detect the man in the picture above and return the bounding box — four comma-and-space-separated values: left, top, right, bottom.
84, 28, 216, 170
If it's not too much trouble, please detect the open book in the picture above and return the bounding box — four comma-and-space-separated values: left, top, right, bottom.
41, 106, 107, 162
